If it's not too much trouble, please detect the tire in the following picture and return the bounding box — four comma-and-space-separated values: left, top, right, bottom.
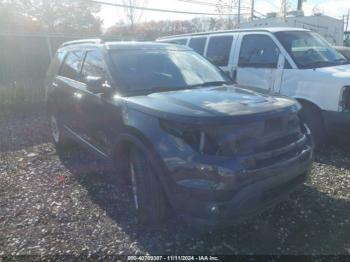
299, 102, 325, 146
49, 114, 73, 150
128, 145, 169, 225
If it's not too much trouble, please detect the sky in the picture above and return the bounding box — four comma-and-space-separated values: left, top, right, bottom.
98, 0, 350, 28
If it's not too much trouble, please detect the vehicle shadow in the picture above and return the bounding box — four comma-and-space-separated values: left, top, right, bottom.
314, 139, 350, 169
57, 145, 350, 255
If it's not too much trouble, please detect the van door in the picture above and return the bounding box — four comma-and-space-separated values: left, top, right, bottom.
205, 34, 236, 76
235, 33, 282, 93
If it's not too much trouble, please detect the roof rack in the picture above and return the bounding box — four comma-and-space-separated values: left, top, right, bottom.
60, 39, 104, 48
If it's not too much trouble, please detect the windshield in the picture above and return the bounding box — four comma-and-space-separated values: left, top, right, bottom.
275, 31, 348, 69
109, 49, 228, 94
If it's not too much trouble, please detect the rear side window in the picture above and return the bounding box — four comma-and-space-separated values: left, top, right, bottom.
189, 37, 207, 55
238, 34, 279, 68
81, 50, 108, 80
206, 35, 233, 66
59, 50, 84, 81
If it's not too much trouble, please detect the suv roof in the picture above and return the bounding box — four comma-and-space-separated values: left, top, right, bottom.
157, 27, 310, 40
59, 40, 190, 51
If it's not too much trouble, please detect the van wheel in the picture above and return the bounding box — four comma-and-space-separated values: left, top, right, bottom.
50, 114, 73, 150
299, 103, 325, 146
128, 145, 169, 225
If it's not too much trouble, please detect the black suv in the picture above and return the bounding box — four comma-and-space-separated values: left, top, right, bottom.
45, 40, 313, 227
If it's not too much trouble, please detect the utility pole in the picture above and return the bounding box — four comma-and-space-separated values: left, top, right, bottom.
237, 0, 241, 28
346, 9, 350, 32
250, 0, 254, 21
297, 0, 303, 11
282, 0, 287, 22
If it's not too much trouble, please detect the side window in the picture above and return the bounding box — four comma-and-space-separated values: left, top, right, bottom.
59, 50, 84, 81
189, 37, 207, 55
81, 50, 108, 80
206, 35, 233, 66
238, 35, 280, 68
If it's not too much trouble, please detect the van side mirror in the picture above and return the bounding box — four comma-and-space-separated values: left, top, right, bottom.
85, 76, 112, 95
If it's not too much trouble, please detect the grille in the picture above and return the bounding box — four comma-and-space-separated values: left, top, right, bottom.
214, 113, 302, 157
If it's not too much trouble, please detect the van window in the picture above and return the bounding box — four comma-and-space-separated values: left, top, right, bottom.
206, 35, 233, 67
81, 50, 108, 80
238, 35, 279, 68
189, 37, 207, 55
275, 31, 347, 69
167, 38, 187, 45
59, 50, 84, 80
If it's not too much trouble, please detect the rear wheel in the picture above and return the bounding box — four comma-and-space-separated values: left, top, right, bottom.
299, 102, 325, 146
128, 145, 169, 225
50, 114, 73, 150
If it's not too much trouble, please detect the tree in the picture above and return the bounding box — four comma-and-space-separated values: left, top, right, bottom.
13, 0, 102, 33
216, 0, 237, 29
121, 0, 148, 36
106, 19, 196, 41
0, 0, 41, 31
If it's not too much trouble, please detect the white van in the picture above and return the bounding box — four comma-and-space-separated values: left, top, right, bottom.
157, 28, 350, 144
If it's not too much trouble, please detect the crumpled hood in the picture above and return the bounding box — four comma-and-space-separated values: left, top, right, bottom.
126, 85, 298, 124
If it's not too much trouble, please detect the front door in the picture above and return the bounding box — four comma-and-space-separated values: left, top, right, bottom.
79, 49, 122, 157
236, 33, 282, 94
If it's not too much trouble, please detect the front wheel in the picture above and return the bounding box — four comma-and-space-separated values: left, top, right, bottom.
299, 103, 325, 146
128, 146, 169, 225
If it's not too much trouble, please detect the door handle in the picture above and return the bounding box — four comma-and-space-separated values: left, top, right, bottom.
52, 82, 58, 87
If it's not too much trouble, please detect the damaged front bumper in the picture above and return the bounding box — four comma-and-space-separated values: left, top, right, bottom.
166, 136, 313, 228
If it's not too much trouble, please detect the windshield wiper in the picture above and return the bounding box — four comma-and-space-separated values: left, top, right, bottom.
131, 85, 199, 95
334, 58, 349, 64
127, 81, 228, 95
188, 81, 227, 88
148, 81, 227, 93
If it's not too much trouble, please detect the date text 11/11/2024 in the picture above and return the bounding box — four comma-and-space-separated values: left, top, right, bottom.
127, 255, 220, 261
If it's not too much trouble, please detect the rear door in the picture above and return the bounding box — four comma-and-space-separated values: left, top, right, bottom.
55, 49, 85, 131
235, 33, 282, 93
204, 34, 236, 77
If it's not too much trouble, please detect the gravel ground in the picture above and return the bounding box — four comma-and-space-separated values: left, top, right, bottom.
0, 111, 350, 256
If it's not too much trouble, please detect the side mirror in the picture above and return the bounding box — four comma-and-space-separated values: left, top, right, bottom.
85, 76, 112, 95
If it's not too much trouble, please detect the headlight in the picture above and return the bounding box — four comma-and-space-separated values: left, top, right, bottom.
160, 120, 219, 155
